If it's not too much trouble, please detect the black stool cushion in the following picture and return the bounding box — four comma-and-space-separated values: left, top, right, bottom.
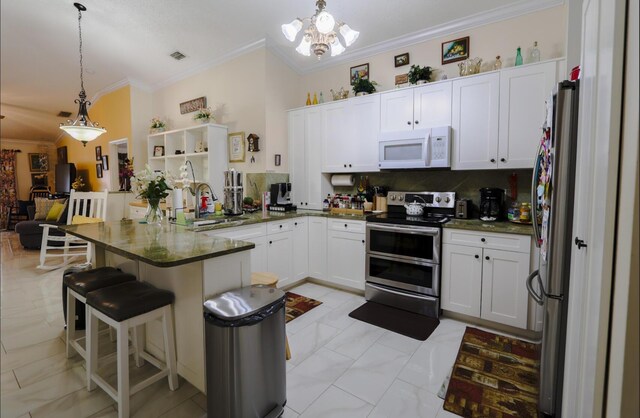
86, 281, 174, 322
63, 267, 136, 297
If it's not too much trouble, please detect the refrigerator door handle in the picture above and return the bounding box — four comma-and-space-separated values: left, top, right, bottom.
531, 140, 543, 247
526, 270, 545, 305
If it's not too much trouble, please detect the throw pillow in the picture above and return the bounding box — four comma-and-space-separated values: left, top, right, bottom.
71, 215, 103, 225
45, 202, 66, 222
34, 198, 66, 220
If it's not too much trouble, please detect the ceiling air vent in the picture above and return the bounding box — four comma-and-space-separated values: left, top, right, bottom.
57, 111, 72, 118
170, 51, 186, 61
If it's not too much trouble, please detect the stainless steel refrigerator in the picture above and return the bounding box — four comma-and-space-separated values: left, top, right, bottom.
526, 80, 580, 417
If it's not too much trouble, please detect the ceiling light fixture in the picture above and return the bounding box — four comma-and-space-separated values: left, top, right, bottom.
281, 0, 359, 59
59, 3, 106, 146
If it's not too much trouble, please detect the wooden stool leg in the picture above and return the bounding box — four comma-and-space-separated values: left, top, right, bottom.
86, 307, 98, 391
116, 321, 130, 418
66, 288, 76, 358
162, 305, 179, 391
131, 326, 145, 367
285, 336, 291, 360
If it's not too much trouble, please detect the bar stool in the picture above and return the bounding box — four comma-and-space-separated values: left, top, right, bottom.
251, 272, 291, 360
86, 281, 179, 418
63, 267, 137, 360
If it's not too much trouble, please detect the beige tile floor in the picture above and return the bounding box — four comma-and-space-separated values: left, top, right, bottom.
1, 231, 467, 417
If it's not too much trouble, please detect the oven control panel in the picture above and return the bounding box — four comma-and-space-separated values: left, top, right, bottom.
387, 191, 456, 208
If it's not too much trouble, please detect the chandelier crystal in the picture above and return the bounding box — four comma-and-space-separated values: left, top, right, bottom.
60, 3, 106, 146
281, 0, 359, 59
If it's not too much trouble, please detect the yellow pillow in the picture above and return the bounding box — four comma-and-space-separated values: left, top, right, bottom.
45, 202, 66, 222
34, 198, 66, 220
71, 215, 103, 225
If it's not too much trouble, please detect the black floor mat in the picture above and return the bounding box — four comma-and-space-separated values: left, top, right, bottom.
348, 302, 440, 341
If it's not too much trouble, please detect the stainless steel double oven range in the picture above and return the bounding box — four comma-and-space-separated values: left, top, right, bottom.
365, 191, 455, 318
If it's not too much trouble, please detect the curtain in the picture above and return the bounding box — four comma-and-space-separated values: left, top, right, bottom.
0, 149, 18, 230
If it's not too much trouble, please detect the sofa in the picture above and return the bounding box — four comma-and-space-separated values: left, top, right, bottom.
15, 204, 66, 250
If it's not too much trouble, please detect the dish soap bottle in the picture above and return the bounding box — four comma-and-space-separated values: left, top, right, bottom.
515, 47, 523, 66
306, 92, 311, 106
494, 55, 503, 70
530, 41, 540, 63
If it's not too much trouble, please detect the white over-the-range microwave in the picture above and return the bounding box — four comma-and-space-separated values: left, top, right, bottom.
378, 126, 451, 169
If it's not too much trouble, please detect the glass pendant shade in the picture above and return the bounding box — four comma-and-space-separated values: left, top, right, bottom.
296, 37, 312, 56
281, 18, 302, 42
60, 125, 106, 143
330, 38, 345, 56
315, 11, 335, 34
339, 23, 359, 46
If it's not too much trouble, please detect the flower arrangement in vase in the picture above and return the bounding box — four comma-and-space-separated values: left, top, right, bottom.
132, 164, 173, 224
193, 107, 215, 124
149, 117, 166, 134
71, 175, 85, 191
407, 65, 432, 84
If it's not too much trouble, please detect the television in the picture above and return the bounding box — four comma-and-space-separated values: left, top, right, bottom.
55, 163, 76, 193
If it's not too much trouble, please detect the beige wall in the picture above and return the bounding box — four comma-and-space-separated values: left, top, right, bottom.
151, 48, 267, 174
299, 6, 567, 97
130, 85, 153, 169
1, 139, 54, 200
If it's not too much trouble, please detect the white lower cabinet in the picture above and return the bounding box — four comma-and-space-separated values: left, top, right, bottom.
205, 224, 268, 272
267, 230, 293, 287
291, 218, 309, 283
442, 229, 531, 329
327, 224, 366, 291
308, 217, 327, 280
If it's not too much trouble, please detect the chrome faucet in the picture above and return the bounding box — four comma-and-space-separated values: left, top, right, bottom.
194, 182, 217, 219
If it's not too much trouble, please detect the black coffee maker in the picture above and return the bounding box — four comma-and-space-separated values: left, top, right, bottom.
479, 188, 505, 221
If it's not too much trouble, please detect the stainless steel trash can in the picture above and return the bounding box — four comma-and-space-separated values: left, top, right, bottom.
204, 286, 287, 418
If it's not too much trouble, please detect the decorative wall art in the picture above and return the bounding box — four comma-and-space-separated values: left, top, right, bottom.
394, 53, 410, 67
153, 146, 165, 157
57, 146, 68, 164
29, 153, 49, 172
96, 163, 103, 178
228, 132, 246, 163
395, 74, 409, 86
180, 97, 207, 114
442, 36, 470, 64
350, 63, 369, 85
102, 156, 109, 170
31, 173, 48, 187
95, 145, 102, 161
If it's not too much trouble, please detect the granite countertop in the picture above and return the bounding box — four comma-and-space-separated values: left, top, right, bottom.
60, 221, 255, 267
444, 218, 534, 235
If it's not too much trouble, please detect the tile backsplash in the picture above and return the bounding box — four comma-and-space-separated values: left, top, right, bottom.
245, 173, 290, 200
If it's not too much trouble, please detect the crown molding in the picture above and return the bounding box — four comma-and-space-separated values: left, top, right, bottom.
1, 137, 55, 146
151, 39, 267, 91
292, 0, 564, 74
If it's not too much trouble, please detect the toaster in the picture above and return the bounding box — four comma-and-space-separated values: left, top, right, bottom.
455, 199, 472, 219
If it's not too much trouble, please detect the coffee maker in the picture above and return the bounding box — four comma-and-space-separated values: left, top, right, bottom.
223, 169, 243, 216
479, 188, 505, 221
269, 183, 295, 212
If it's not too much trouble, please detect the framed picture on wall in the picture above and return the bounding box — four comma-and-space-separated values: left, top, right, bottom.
394, 53, 410, 67
31, 173, 48, 187
442, 36, 470, 64
95, 146, 102, 161
228, 132, 245, 162
96, 163, 103, 178
102, 156, 109, 170
29, 153, 48, 172
350, 63, 369, 85
153, 146, 165, 157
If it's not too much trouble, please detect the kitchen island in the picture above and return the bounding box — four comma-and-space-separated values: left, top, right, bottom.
61, 220, 255, 392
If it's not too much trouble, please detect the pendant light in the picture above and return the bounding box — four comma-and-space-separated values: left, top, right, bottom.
60, 3, 106, 146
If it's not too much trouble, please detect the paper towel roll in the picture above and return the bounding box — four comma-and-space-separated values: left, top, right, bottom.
331, 174, 355, 187
172, 188, 184, 211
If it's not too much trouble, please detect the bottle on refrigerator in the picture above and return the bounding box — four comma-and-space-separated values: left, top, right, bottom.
530, 41, 541, 63
494, 55, 503, 70
515, 47, 523, 66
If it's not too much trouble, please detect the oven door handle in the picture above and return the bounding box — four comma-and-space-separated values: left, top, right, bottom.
366, 282, 436, 301
366, 223, 440, 236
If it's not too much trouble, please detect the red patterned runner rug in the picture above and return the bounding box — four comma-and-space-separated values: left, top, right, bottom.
444, 327, 540, 418
285, 292, 322, 323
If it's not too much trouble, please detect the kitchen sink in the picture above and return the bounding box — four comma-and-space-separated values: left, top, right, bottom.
171, 216, 250, 230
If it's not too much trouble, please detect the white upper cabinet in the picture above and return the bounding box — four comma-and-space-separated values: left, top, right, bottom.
322, 96, 380, 173
289, 109, 307, 207
498, 61, 557, 168
380, 82, 452, 135
451, 72, 501, 170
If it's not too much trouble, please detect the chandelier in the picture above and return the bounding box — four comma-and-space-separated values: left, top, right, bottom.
281, 0, 359, 59
60, 3, 106, 146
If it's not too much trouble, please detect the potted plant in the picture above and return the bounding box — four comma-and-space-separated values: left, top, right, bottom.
352, 79, 378, 96
407, 65, 432, 84
149, 117, 166, 134
193, 107, 215, 124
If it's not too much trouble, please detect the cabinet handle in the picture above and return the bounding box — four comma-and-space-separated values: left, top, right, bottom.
300, 201, 303, 205
500, 158, 506, 163
269, 241, 273, 244
305, 202, 308, 205
407, 121, 412, 125
490, 158, 496, 163
294, 222, 298, 226
344, 224, 348, 228
575, 237, 588, 249
344, 164, 347, 168
415, 120, 419, 125
475, 255, 479, 259
362, 239, 365, 244
349, 164, 352, 168
279, 225, 283, 228
485, 256, 490, 260
481, 238, 486, 242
